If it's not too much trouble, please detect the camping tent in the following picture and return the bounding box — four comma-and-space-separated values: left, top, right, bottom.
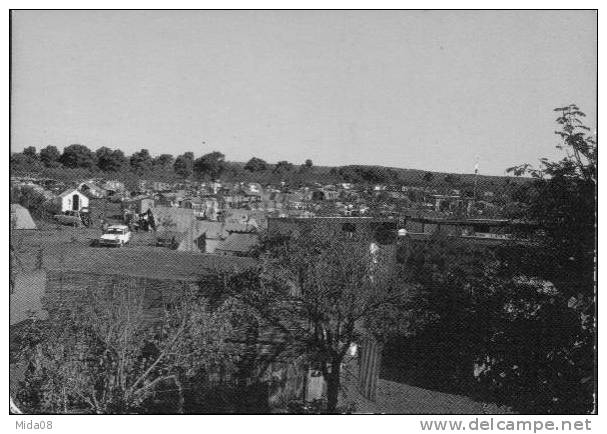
10, 204, 37, 229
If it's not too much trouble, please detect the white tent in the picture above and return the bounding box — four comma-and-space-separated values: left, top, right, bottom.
10, 204, 37, 229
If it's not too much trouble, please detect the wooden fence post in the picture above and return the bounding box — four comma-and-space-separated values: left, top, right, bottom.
358, 338, 382, 401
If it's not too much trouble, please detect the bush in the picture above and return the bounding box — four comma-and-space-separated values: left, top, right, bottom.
11, 186, 60, 221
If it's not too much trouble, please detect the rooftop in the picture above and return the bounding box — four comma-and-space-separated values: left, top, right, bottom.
268, 216, 396, 222
47, 246, 258, 281
216, 233, 260, 254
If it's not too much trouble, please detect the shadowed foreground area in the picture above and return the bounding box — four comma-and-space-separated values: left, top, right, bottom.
345, 379, 511, 414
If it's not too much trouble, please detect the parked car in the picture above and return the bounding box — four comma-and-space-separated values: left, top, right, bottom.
99, 224, 132, 247
54, 210, 91, 227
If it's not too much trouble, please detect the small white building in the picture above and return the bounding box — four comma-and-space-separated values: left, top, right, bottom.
56, 189, 90, 212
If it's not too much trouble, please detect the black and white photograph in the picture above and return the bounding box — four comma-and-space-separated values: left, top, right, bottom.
7, 7, 598, 426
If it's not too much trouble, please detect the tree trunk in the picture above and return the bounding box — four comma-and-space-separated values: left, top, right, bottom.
174, 375, 185, 414
326, 360, 341, 413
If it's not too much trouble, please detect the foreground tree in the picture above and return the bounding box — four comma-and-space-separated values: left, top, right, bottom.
15, 287, 236, 414
507, 104, 596, 299
500, 104, 596, 412
237, 231, 408, 412
399, 105, 596, 413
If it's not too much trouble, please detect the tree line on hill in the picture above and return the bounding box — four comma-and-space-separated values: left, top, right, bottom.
11, 143, 523, 193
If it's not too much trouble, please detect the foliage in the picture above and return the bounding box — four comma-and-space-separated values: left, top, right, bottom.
244, 157, 268, 172
508, 105, 596, 182
193, 151, 226, 180
39, 146, 62, 168
23, 147, 38, 159
443, 173, 461, 187
129, 149, 153, 176
398, 236, 594, 413
238, 232, 408, 412
298, 159, 315, 174
173, 152, 194, 179
11, 152, 44, 172
96, 147, 127, 172
506, 105, 595, 299
153, 154, 175, 171
10, 185, 59, 221
338, 165, 400, 185
12, 145, 525, 196
60, 144, 97, 169
14, 287, 237, 414
399, 105, 596, 413
273, 160, 294, 174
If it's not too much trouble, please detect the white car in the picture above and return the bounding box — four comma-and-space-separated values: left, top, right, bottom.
99, 225, 132, 247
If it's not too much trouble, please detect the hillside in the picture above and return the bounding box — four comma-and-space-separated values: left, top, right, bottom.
11, 157, 530, 195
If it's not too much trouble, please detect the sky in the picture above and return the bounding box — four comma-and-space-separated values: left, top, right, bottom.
10, 10, 597, 176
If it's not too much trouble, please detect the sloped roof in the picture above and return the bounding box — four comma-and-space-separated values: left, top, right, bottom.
46, 246, 258, 281
123, 195, 154, 203
224, 222, 256, 233
151, 207, 196, 232
58, 188, 89, 199
197, 220, 226, 239
155, 230, 185, 242
215, 233, 259, 254
80, 181, 106, 191
177, 220, 227, 252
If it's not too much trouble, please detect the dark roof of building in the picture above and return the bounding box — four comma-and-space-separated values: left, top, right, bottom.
404, 232, 534, 246
224, 222, 256, 233
268, 216, 396, 223
404, 216, 512, 226
47, 246, 258, 281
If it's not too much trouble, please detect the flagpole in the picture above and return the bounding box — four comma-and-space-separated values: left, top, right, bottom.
473, 170, 478, 203
473, 158, 479, 206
